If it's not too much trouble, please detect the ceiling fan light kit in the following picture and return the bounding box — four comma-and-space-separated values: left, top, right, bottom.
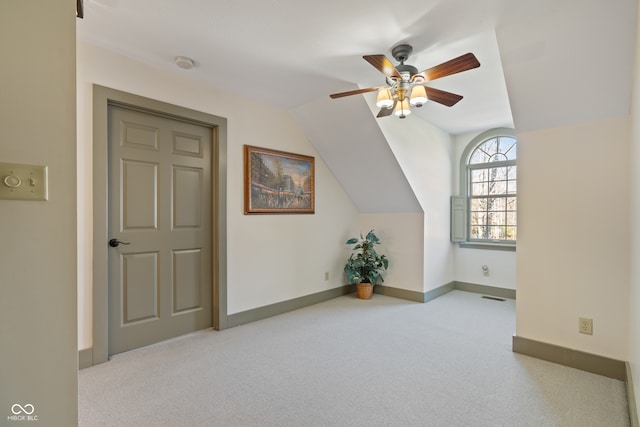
394, 99, 411, 118
409, 85, 428, 107
330, 44, 480, 119
376, 89, 394, 109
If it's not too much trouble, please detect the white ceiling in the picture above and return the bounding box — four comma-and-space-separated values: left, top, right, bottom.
77, 0, 637, 212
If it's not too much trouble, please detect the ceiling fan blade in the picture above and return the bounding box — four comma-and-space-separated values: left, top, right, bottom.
363, 55, 402, 80
425, 87, 463, 107
414, 53, 480, 83
329, 86, 384, 99
377, 100, 397, 118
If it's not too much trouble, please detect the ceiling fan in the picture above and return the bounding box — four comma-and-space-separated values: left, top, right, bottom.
329, 44, 480, 118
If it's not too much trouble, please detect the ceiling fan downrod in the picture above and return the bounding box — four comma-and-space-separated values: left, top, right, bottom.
392, 44, 419, 84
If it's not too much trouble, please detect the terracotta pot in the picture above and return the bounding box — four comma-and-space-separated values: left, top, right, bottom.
356, 283, 373, 300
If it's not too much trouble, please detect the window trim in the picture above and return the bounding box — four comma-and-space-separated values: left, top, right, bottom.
457, 127, 517, 250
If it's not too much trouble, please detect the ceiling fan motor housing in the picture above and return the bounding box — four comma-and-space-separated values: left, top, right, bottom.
396, 64, 418, 81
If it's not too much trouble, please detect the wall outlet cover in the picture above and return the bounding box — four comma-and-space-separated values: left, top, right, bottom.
579, 317, 593, 335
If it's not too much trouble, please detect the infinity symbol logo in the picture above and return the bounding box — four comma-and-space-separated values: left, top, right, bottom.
11, 404, 35, 415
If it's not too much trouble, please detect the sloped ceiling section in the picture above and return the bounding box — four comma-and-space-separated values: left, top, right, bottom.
400, 30, 514, 135
289, 94, 421, 213
497, 1, 636, 133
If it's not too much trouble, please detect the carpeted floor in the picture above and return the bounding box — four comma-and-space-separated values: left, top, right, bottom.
78, 290, 629, 426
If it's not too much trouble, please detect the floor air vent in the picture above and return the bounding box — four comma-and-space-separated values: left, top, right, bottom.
481, 296, 506, 302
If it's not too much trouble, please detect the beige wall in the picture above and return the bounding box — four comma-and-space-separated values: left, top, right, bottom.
516, 116, 631, 360
376, 111, 455, 292
629, 0, 640, 414
77, 42, 360, 349
358, 213, 425, 293
454, 248, 516, 289
451, 131, 517, 290
0, 1, 78, 425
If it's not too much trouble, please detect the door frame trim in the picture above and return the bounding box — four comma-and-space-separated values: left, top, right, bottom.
92, 85, 228, 365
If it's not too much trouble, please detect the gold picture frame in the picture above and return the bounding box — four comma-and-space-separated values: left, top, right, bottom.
244, 145, 315, 214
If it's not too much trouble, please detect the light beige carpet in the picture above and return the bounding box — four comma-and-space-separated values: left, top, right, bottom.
79, 290, 629, 426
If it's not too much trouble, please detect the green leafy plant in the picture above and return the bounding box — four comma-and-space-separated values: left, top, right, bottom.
344, 230, 389, 285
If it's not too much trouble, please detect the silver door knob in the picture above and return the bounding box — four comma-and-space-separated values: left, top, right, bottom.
109, 239, 131, 248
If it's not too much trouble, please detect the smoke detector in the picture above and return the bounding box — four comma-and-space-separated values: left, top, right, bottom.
175, 56, 195, 70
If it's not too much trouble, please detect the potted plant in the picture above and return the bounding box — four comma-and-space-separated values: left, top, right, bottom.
344, 230, 389, 299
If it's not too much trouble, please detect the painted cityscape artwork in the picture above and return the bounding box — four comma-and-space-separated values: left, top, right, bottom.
244, 145, 314, 214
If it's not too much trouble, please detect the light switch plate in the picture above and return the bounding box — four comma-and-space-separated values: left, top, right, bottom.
0, 162, 48, 201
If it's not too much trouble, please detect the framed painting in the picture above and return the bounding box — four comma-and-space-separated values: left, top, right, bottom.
244, 145, 315, 214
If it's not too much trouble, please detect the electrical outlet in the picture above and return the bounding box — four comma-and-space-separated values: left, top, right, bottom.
579, 317, 593, 335
482, 265, 489, 277
324, 272, 329, 281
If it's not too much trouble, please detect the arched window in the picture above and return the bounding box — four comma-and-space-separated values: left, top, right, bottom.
452, 128, 517, 246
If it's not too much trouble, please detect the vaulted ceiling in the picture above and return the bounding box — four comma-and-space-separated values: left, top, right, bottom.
77, 0, 637, 212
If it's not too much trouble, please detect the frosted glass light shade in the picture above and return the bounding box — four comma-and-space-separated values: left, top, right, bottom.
376, 89, 394, 109
410, 85, 428, 107
394, 99, 411, 118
